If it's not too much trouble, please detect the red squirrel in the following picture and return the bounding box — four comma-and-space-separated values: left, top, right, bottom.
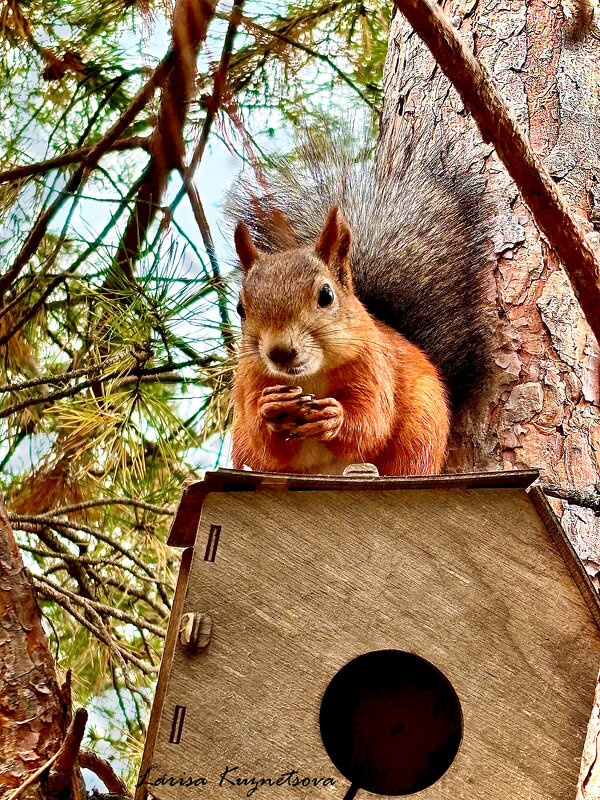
228, 132, 490, 476
231, 207, 450, 475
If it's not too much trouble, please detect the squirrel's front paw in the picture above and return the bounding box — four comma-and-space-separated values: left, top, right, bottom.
258, 385, 315, 434
286, 397, 343, 442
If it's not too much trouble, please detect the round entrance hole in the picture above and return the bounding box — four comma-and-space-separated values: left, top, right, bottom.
319, 650, 462, 796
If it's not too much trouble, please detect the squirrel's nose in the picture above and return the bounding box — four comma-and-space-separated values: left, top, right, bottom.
268, 345, 298, 366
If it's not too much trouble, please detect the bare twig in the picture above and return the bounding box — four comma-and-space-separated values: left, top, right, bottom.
0, 137, 150, 184
540, 482, 600, 515
43, 498, 173, 517
391, 0, 600, 345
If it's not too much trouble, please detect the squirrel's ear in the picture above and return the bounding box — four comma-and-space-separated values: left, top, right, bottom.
315, 206, 352, 288
234, 221, 260, 273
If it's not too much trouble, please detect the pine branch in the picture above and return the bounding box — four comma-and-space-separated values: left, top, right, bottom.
32, 577, 159, 675
227, 10, 380, 112
33, 573, 166, 638
0, 60, 169, 302
10, 515, 171, 593
0, 357, 208, 418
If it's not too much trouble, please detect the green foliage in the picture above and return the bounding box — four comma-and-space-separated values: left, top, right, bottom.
0, 0, 387, 783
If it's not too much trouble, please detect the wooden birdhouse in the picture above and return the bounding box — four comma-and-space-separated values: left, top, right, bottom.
137, 468, 600, 800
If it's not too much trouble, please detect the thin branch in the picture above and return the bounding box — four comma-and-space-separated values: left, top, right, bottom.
540, 482, 600, 515
43, 498, 173, 517
19, 543, 115, 567
33, 573, 166, 637
32, 578, 158, 675
11, 515, 169, 590
391, 0, 600, 345
79, 751, 131, 798
0, 138, 150, 185
183, 179, 235, 351
104, 580, 169, 617
108, 0, 219, 288
170, 0, 245, 210
33, 526, 98, 601
166, 0, 245, 354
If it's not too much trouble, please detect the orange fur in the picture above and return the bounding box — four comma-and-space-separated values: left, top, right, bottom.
232, 313, 450, 477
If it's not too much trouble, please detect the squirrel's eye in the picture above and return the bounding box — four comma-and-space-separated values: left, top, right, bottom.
318, 284, 334, 307
236, 301, 246, 319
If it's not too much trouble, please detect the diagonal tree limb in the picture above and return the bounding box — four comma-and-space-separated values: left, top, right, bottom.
167, 0, 246, 351
183, 178, 235, 352
170, 0, 246, 213
391, 0, 600, 345
107, 0, 219, 291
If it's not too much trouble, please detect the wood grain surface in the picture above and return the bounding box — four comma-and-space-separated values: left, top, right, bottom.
142, 485, 600, 800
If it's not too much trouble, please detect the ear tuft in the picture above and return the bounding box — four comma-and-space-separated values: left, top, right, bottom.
315, 206, 353, 288
234, 222, 260, 273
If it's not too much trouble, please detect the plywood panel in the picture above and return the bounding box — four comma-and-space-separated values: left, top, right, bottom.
142, 486, 600, 800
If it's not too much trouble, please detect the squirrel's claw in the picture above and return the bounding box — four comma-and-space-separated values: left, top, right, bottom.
284, 397, 343, 442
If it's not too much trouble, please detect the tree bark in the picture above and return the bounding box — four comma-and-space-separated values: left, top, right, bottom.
0, 498, 69, 799
379, 2, 600, 795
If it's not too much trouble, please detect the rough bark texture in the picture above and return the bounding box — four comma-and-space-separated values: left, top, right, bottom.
379, 2, 600, 795
0, 498, 68, 799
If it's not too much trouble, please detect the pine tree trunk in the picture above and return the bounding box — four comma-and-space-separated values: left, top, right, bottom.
0, 499, 68, 799
378, 3, 600, 793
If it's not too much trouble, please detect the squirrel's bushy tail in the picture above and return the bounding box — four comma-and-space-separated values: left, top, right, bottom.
227, 127, 492, 407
